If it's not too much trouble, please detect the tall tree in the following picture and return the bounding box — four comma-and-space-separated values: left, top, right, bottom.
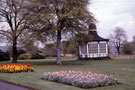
61, 41, 70, 57
133, 35, 135, 51
18, 33, 39, 54
29, 0, 95, 65
109, 27, 127, 55
44, 43, 57, 57
133, 35, 135, 44
0, 0, 30, 63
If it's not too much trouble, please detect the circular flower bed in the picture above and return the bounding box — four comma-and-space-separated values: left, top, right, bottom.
41, 70, 119, 88
0, 64, 34, 73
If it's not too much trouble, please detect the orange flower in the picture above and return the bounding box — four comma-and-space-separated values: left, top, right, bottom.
0, 64, 34, 73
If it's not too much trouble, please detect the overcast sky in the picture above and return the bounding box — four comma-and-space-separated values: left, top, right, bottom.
0, 0, 135, 46
89, 0, 135, 41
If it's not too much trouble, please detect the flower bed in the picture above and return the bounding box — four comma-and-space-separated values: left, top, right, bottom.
41, 70, 119, 88
0, 64, 34, 73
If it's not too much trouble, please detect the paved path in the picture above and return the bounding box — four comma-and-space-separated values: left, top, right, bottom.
0, 80, 37, 90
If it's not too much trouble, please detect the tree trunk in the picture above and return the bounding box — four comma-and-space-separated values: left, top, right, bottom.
77, 44, 81, 60
12, 37, 17, 63
63, 50, 66, 57
56, 30, 62, 65
117, 47, 120, 55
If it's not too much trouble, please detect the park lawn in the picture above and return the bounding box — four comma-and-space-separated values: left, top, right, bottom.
0, 57, 135, 90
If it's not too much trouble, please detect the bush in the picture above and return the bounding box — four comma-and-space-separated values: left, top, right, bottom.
123, 42, 134, 55
18, 53, 32, 60
17, 49, 26, 57
0, 50, 10, 61
31, 52, 46, 59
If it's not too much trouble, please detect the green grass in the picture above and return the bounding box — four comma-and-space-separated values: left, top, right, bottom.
0, 57, 135, 90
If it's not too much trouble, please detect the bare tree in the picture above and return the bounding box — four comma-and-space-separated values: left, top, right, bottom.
109, 27, 127, 55
0, 0, 30, 63
133, 35, 135, 52
133, 35, 135, 43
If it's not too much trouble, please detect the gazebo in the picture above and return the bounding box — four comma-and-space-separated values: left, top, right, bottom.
78, 23, 109, 59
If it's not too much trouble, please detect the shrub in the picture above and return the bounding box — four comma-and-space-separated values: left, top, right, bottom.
0, 50, 10, 61
41, 70, 119, 88
123, 43, 134, 55
17, 49, 26, 57
18, 53, 32, 60
31, 52, 46, 59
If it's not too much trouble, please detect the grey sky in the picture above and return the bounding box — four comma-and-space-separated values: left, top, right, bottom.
0, 0, 135, 46
89, 0, 135, 41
